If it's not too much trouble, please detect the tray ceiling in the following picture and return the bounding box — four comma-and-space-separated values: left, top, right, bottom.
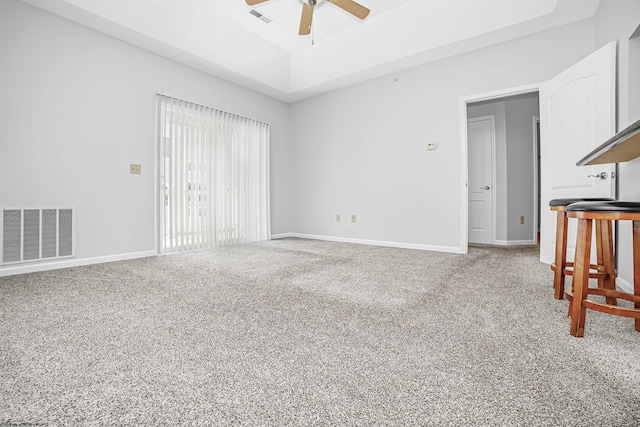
21, 0, 600, 102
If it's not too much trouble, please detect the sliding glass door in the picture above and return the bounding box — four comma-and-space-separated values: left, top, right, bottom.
157, 95, 270, 252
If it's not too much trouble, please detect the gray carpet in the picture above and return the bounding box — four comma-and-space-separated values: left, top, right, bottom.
1, 238, 639, 426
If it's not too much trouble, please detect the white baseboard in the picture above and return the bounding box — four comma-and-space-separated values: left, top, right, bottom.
271, 233, 465, 254
493, 239, 537, 246
0, 250, 157, 277
270, 233, 294, 240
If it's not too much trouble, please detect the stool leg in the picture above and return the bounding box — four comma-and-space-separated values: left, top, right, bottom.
554, 210, 568, 300
601, 219, 617, 306
595, 218, 604, 287
571, 217, 592, 337
634, 220, 640, 332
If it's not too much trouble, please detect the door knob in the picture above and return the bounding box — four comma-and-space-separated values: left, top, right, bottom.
482, 186, 490, 190
588, 172, 608, 180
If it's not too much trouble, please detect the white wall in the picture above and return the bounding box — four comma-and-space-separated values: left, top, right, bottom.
592, 0, 640, 291
467, 93, 539, 244
505, 94, 539, 242
0, 0, 291, 272
288, 18, 595, 252
630, 35, 640, 122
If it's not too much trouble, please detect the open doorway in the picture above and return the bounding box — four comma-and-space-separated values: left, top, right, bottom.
460, 85, 540, 249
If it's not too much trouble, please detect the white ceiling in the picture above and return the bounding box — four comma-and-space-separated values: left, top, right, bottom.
21, 0, 600, 102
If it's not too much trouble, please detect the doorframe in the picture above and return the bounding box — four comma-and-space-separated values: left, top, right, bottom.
532, 115, 541, 243
459, 82, 543, 253
467, 115, 497, 245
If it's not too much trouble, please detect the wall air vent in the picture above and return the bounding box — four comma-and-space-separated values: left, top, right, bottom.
2, 208, 74, 265
249, 8, 272, 24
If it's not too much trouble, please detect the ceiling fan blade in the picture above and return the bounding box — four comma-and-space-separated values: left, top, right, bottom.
328, 0, 370, 20
245, 0, 270, 6
299, 3, 314, 36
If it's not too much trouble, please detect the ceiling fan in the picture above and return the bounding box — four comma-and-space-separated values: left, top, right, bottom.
245, 0, 370, 36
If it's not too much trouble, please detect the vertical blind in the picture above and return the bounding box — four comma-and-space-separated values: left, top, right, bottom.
157, 94, 270, 252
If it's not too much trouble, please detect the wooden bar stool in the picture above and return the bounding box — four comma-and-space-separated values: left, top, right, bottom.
549, 198, 616, 301
565, 201, 640, 337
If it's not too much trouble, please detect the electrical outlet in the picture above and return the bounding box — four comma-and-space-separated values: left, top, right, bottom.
336, 214, 341, 222
130, 164, 141, 174
520, 215, 525, 224
351, 214, 357, 223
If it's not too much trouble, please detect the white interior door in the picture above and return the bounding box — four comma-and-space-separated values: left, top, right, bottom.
540, 41, 617, 264
468, 116, 495, 244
